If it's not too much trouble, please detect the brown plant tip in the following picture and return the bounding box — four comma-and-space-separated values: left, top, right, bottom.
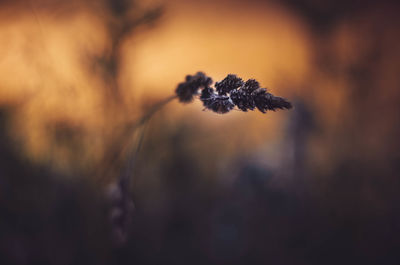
206, 95, 235, 114
176, 72, 292, 114
242, 79, 260, 92
200, 86, 235, 113
200, 87, 215, 107
230, 88, 256, 112
215, 74, 244, 95
175, 72, 213, 103
252, 88, 293, 113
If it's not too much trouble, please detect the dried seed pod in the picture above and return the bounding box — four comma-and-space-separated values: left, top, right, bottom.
177, 71, 292, 114
176, 72, 213, 103
252, 88, 292, 113
204, 95, 235, 114
230, 89, 255, 112
242, 79, 260, 92
215, 74, 244, 95
200, 87, 216, 107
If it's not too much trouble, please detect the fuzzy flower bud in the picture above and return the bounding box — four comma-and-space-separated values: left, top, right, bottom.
204, 95, 235, 114
252, 88, 292, 113
242, 79, 260, 92
176, 71, 292, 115
215, 74, 244, 95
230, 89, 255, 112
176, 72, 213, 103
200, 87, 215, 107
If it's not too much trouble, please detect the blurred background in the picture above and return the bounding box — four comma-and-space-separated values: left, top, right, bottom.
1, 0, 400, 264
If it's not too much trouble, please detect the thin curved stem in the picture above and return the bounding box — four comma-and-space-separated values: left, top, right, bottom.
120, 94, 177, 180
121, 119, 148, 186
100, 95, 177, 182
126, 94, 177, 131
108, 95, 177, 246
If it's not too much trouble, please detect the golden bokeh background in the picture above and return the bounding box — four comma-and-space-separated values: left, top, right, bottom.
0, 0, 315, 175
1, 0, 400, 263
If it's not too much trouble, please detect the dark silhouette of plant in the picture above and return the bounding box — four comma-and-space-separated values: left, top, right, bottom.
176, 72, 292, 114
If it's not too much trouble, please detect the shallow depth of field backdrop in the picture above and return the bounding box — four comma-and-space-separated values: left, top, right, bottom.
1, 0, 400, 264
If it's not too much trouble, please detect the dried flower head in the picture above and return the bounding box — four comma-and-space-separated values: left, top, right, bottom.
242, 79, 260, 92
252, 88, 292, 113
175, 72, 213, 103
200, 87, 215, 107
176, 72, 292, 114
205, 94, 235, 114
230, 89, 256, 112
215, 74, 244, 95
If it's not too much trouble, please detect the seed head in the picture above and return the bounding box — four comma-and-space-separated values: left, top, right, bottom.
230, 89, 255, 112
204, 95, 235, 114
200, 87, 215, 107
176, 72, 213, 103
215, 74, 244, 95
176, 72, 292, 114
252, 88, 292, 113
242, 79, 260, 92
